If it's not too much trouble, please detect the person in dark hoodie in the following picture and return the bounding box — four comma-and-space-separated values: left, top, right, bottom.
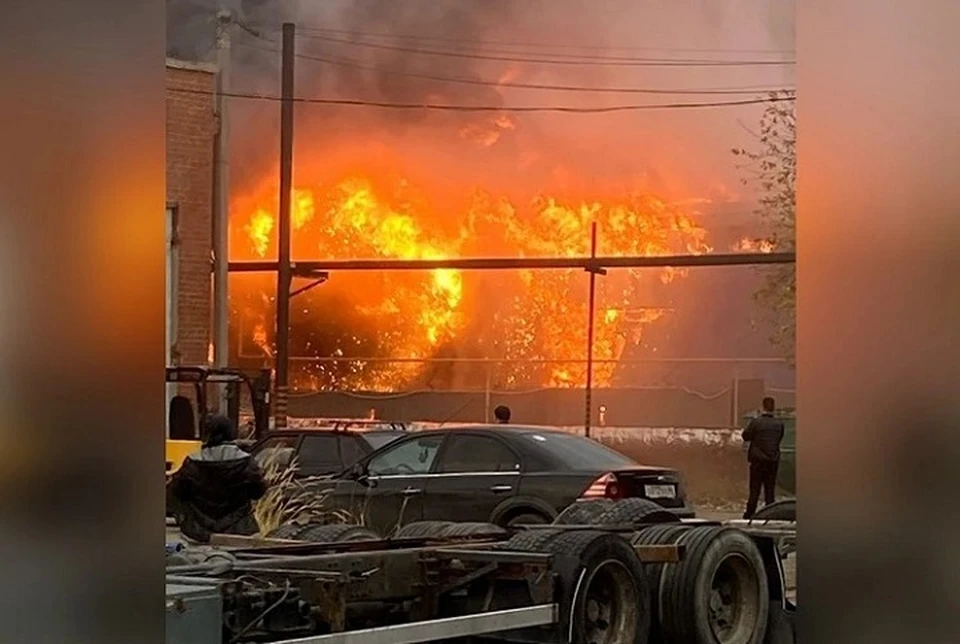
169, 414, 267, 543
741, 396, 786, 519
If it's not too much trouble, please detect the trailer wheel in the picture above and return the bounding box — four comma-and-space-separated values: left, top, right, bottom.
751, 499, 796, 559
751, 499, 795, 522
297, 524, 380, 543
495, 528, 566, 552
632, 523, 690, 641
553, 499, 615, 525
592, 499, 681, 527
440, 522, 508, 539
266, 523, 306, 540
661, 527, 769, 644
393, 521, 456, 539
542, 530, 652, 644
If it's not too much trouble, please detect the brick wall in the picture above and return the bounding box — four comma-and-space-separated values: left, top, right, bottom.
166, 58, 217, 366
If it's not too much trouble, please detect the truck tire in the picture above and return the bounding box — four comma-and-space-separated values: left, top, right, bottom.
503, 511, 551, 528
440, 522, 508, 539
297, 524, 380, 543
660, 526, 769, 644
751, 499, 797, 559
495, 528, 566, 553
394, 521, 456, 539
751, 499, 796, 522
553, 499, 615, 525
592, 499, 681, 527
632, 524, 690, 643
267, 524, 306, 540
541, 530, 652, 644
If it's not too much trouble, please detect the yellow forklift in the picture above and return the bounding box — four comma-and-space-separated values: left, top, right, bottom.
165, 366, 272, 475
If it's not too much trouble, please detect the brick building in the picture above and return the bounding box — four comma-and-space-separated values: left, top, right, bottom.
165, 58, 217, 372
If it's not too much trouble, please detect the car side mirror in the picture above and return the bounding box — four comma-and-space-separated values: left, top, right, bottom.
350, 462, 376, 487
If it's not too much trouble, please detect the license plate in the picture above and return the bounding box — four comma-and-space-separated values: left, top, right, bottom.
644, 484, 676, 499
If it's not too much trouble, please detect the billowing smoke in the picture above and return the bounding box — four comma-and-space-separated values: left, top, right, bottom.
168, 1, 796, 390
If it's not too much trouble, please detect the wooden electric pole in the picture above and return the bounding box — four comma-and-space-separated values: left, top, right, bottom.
584, 221, 605, 438
274, 22, 296, 428
212, 8, 232, 412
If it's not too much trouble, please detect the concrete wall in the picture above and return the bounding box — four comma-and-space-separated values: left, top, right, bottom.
165, 58, 216, 366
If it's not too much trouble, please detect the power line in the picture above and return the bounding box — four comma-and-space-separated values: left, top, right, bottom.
281, 25, 795, 57
291, 33, 795, 68
239, 42, 795, 97
169, 86, 795, 112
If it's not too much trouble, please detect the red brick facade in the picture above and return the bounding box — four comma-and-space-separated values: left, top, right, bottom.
166, 58, 217, 366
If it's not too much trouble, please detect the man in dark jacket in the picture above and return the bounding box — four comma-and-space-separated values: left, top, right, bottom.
741, 397, 786, 519
169, 414, 267, 543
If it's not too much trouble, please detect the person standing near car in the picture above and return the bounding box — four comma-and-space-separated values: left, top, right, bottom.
493, 405, 511, 424
742, 396, 785, 519
169, 414, 267, 543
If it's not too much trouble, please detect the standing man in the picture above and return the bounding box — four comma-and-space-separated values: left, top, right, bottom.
742, 396, 785, 519
169, 414, 267, 543
493, 405, 511, 424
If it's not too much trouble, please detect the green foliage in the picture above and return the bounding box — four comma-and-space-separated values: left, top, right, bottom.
732, 92, 796, 365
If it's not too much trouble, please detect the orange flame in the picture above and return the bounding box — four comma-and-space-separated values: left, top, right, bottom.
733, 237, 775, 253
231, 174, 711, 391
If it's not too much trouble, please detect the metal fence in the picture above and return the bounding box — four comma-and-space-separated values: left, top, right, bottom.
236, 354, 795, 427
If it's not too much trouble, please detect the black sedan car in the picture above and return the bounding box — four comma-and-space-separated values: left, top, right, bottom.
310, 425, 694, 535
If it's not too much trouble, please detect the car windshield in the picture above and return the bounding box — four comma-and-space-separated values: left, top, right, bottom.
364, 431, 405, 451
522, 431, 635, 471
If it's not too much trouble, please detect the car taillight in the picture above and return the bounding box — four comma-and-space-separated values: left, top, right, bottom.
581, 473, 624, 500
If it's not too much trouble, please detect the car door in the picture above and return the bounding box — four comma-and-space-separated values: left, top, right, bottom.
423, 433, 521, 524
353, 433, 446, 535
296, 433, 346, 477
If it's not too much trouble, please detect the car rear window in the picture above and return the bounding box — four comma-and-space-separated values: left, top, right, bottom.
363, 431, 405, 451
521, 431, 635, 471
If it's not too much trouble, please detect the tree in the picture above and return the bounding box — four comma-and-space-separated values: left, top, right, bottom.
733, 92, 796, 365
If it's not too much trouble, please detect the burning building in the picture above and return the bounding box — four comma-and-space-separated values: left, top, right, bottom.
164, 0, 796, 396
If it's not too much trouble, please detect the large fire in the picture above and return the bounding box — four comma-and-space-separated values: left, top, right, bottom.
230, 172, 712, 392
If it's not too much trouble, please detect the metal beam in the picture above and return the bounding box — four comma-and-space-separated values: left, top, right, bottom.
228, 251, 795, 273
272, 604, 558, 644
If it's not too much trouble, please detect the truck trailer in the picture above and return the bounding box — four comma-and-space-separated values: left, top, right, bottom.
166, 501, 796, 644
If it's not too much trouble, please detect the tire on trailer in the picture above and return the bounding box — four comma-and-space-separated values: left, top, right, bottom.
439, 522, 508, 539
540, 530, 652, 644
495, 528, 566, 552
266, 523, 307, 540
660, 526, 769, 644
297, 524, 380, 543
502, 511, 551, 528
751, 498, 796, 522
592, 498, 682, 527
393, 521, 456, 539
631, 523, 690, 642
553, 499, 615, 525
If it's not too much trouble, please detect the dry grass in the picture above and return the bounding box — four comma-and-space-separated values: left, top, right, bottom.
253, 453, 355, 536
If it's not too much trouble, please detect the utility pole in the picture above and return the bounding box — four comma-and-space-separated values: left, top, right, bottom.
275, 22, 296, 428
212, 7, 232, 412
584, 222, 606, 438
